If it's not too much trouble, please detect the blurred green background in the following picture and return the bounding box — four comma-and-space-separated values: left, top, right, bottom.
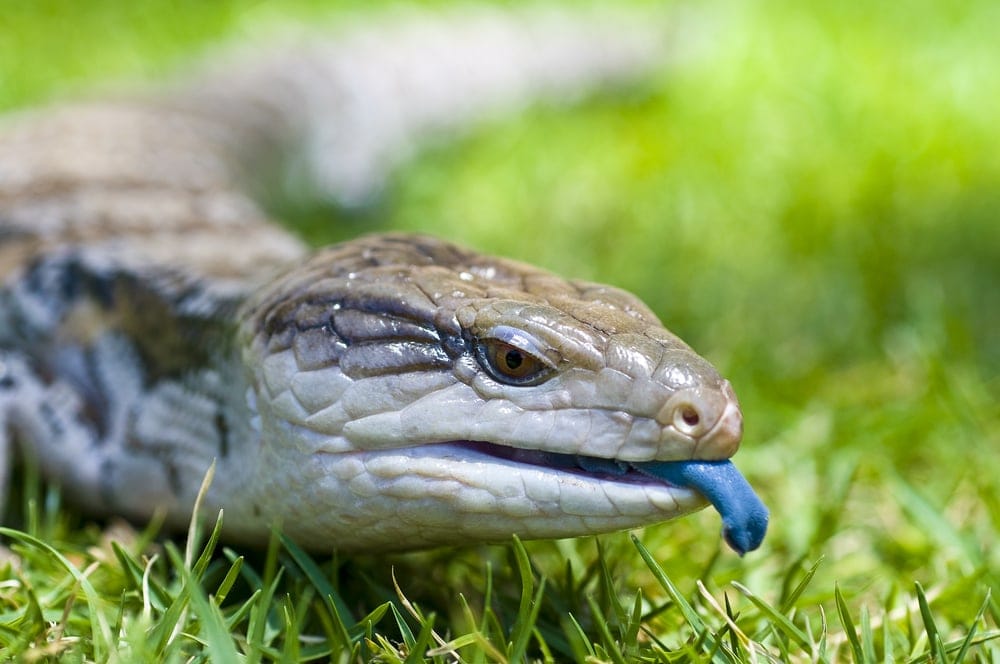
2, 0, 998, 634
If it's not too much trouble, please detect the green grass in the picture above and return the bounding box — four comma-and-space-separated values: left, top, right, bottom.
2, 0, 999, 661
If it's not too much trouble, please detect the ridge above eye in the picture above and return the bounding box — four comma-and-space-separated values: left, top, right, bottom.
474, 326, 555, 386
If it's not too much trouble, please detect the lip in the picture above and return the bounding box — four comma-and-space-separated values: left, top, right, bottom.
424, 441, 710, 510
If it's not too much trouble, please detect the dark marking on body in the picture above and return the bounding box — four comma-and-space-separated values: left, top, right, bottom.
215, 407, 229, 458
82, 348, 110, 440
166, 461, 183, 497
38, 401, 65, 439
76, 259, 117, 308
24, 253, 115, 308
13, 251, 236, 397
0, 364, 16, 389
338, 340, 451, 379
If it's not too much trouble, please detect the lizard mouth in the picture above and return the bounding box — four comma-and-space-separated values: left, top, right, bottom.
458, 440, 657, 483
455, 439, 769, 555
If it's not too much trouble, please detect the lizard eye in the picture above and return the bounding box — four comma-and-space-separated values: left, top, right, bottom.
475, 326, 555, 386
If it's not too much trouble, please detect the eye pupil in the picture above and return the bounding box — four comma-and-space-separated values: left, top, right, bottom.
504, 349, 523, 370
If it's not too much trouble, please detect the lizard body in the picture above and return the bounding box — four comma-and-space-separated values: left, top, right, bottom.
0, 6, 767, 553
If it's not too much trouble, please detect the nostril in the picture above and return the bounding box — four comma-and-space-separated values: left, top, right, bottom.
658, 387, 728, 438
673, 402, 703, 435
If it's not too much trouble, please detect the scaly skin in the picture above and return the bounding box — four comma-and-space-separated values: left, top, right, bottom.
234, 234, 746, 550
0, 7, 766, 552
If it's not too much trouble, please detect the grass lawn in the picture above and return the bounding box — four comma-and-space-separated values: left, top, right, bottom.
2, 0, 998, 660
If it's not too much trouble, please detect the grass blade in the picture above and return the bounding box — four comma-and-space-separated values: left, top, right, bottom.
631, 535, 706, 632
508, 536, 546, 662
914, 581, 948, 664
835, 584, 864, 663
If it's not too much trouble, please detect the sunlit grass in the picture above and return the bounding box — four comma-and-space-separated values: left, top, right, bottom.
1, 0, 998, 660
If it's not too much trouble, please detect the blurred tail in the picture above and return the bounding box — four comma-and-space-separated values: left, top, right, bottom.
0, 5, 669, 278
170, 5, 670, 207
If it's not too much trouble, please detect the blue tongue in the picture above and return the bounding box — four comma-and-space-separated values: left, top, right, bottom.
633, 460, 769, 555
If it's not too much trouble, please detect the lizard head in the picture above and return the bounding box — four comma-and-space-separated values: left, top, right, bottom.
237, 234, 763, 552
